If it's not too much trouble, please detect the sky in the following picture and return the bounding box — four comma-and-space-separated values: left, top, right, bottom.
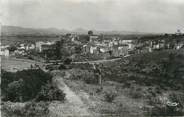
0, 0, 184, 33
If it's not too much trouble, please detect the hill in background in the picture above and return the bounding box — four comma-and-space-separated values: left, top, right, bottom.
1, 25, 149, 36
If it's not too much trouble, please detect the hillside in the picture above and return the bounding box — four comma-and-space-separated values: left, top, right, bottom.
1, 25, 67, 36
59, 49, 184, 116
1, 25, 149, 36
102, 49, 184, 89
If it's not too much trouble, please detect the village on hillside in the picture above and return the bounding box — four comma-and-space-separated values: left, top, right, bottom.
1, 0, 184, 116
1, 30, 184, 63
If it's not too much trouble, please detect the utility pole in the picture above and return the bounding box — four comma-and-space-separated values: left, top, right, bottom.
93, 63, 102, 86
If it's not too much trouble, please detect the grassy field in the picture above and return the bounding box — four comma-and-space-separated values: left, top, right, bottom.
64, 78, 147, 116
1, 56, 44, 72
1, 49, 184, 116
63, 49, 184, 116
1, 36, 60, 45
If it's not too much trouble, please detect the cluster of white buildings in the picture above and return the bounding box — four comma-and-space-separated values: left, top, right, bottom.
0, 41, 57, 57
12, 43, 36, 56
0, 44, 10, 57
2, 32, 183, 59
35, 41, 55, 52
81, 33, 184, 57
82, 35, 134, 57
134, 37, 184, 54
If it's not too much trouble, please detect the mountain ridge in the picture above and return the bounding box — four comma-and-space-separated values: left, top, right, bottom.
1, 25, 152, 36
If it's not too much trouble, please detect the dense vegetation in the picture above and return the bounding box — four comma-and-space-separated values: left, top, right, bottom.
100, 50, 184, 116
102, 50, 184, 90
68, 49, 184, 116
1, 69, 65, 102
68, 69, 98, 84
2, 101, 49, 117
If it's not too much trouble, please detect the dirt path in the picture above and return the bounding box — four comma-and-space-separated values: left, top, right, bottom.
49, 72, 92, 117
72, 57, 121, 64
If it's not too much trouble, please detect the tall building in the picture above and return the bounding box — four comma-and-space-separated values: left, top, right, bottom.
88, 30, 99, 42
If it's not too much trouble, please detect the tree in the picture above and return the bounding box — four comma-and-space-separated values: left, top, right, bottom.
7, 45, 17, 52
55, 41, 62, 59
75, 45, 82, 54
64, 58, 72, 65
58, 38, 70, 60
35, 83, 65, 101
93, 64, 102, 85
88, 30, 93, 35
6, 79, 24, 102
1, 69, 52, 102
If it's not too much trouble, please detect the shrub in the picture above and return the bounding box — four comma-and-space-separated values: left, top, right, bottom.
83, 74, 98, 84
104, 91, 117, 103
23, 102, 49, 117
168, 92, 184, 113
5, 79, 24, 102
101, 51, 184, 91
7, 45, 17, 52
58, 64, 67, 70
2, 101, 49, 117
70, 69, 98, 84
1, 70, 18, 93
2, 69, 52, 102
35, 83, 65, 102
129, 89, 143, 99
151, 104, 184, 116
96, 87, 103, 93
64, 58, 72, 65
147, 92, 184, 116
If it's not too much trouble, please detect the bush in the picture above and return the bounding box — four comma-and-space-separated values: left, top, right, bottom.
58, 64, 67, 70
151, 104, 184, 116
104, 91, 117, 103
70, 69, 98, 84
23, 102, 49, 117
35, 83, 65, 102
2, 69, 53, 102
147, 92, 184, 116
168, 92, 184, 113
64, 58, 72, 65
5, 79, 24, 102
1, 70, 18, 93
7, 45, 17, 52
2, 101, 49, 117
128, 87, 144, 99
96, 87, 103, 93
83, 74, 98, 84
